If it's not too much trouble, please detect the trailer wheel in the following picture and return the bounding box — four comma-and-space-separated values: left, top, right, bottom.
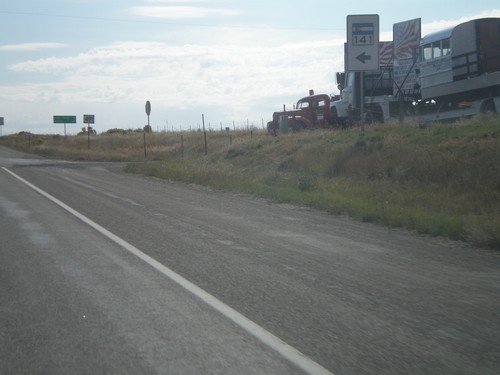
481, 100, 496, 114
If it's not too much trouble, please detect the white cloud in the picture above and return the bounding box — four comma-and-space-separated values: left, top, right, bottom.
1, 36, 343, 131
5, 38, 341, 106
421, 9, 500, 35
0, 43, 69, 52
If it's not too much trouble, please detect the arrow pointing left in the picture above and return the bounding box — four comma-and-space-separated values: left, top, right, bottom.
356, 52, 371, 64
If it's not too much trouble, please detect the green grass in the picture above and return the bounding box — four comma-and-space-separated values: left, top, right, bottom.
2, 116, 499, 250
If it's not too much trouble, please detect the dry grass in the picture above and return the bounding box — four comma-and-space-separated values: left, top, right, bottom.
2, 117, 499, 250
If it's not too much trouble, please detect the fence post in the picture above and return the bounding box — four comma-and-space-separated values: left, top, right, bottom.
202, 114, 207, 155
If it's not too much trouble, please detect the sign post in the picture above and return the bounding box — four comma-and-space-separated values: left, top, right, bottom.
144, 101, 151, 158
83, 114, 95, 150
53, 115, 77, 136
347, 14, 379, 133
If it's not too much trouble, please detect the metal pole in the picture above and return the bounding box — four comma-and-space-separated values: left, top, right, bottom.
360, 71, 365, 135
87, 123, 90, 150
143, 132, 147, 158
144, 114, 149, 158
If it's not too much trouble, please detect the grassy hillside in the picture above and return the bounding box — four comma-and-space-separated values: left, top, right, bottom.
2, 116, 499, 249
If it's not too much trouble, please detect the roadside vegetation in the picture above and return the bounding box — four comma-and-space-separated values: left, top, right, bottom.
1, 116, 499, 250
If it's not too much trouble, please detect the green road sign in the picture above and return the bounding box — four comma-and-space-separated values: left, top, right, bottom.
53, 115, 76, 124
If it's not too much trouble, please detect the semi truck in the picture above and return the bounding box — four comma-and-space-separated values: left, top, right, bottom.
331, 17, 500, 125
331, 41, 409, 125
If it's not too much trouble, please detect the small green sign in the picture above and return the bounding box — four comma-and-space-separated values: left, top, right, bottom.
53, 115, 76, 124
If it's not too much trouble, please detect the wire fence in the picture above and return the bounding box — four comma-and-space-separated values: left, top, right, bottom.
156, 118, 267, 133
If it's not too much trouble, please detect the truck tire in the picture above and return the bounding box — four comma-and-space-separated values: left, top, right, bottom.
290, 120, 306, 131
331, 107, 348, 128
365, 111, 375, 124
365, 106, 383, 124
330, 107, 339, 126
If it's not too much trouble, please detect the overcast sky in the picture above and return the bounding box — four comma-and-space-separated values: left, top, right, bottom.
1, 1, 499, 134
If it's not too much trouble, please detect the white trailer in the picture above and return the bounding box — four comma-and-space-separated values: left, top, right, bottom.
416, 18, 500, 122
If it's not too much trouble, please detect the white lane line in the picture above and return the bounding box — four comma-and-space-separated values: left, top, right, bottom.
2, 167, 334, 375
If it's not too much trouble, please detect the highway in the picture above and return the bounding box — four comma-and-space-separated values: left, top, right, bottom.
1, 145, 499, 374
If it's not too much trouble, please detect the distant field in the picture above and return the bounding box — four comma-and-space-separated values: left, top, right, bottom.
2, 116, 499, 250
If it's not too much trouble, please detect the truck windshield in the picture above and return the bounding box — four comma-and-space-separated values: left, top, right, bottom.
296, 100, 310, 109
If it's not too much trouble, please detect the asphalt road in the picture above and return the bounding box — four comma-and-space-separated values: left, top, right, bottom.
1, 145, 499, 374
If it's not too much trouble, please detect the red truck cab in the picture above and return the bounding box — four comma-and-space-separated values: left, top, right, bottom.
267, 90, 339, 134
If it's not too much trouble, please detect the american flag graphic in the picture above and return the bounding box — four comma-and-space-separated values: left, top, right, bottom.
393, 18, 421, 61
379, 41, 394, 67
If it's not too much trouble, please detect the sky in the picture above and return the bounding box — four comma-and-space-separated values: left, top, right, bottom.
1, 1, 499, 135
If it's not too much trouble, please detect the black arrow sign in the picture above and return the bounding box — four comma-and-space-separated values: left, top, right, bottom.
356, 52, 371, 64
